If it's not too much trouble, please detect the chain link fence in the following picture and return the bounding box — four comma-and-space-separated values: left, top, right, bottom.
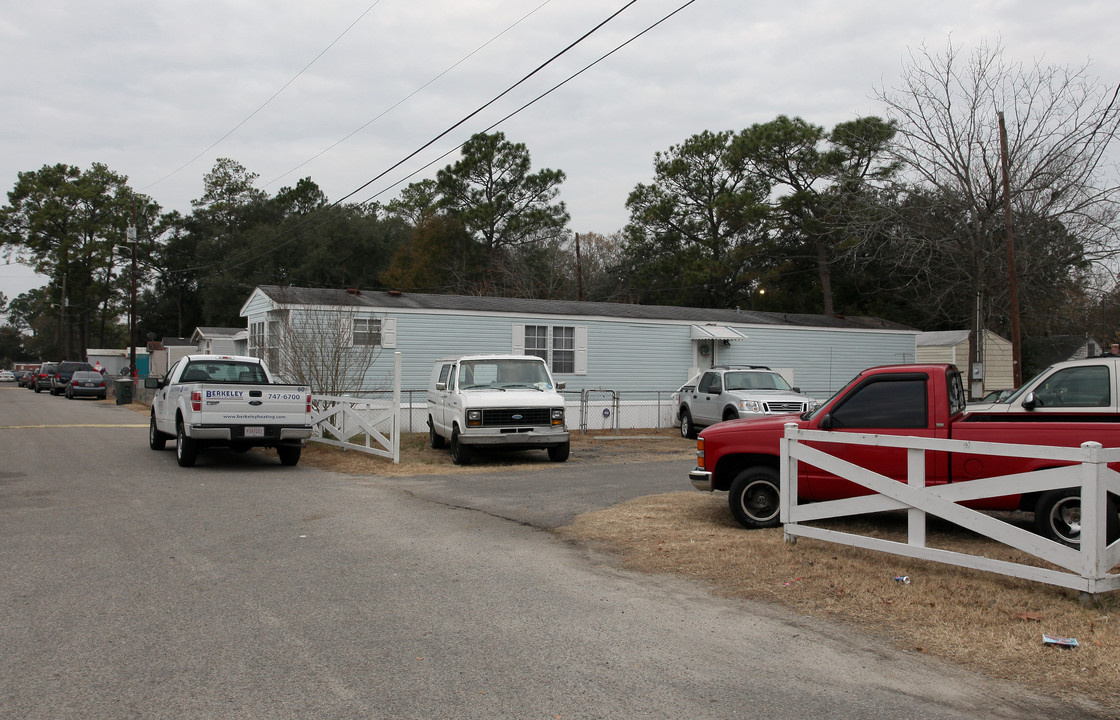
358, 389, 684, 435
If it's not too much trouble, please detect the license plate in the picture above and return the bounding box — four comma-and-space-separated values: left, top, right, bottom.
244, 426, 264, 437
83, 383, 95, 387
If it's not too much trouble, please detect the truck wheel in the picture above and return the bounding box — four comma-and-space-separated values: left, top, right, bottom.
149, 415, 167, 450
428, 417, 445, 449
728, 466, 781, 529
450, 427, 472, 465
548, 442, 570, 462
680, 409, 696, 439
1035, 489, 1120, 547
176, 420, 198, 467
277, 446, 302, 466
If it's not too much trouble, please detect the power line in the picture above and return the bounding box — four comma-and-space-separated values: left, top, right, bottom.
139, 0, 386, 193
170, 0, 645, 277
171, 0, 702, 279
260, 0, 556, 192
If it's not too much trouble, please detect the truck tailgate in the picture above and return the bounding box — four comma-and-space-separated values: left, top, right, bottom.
196, 384, 310, 425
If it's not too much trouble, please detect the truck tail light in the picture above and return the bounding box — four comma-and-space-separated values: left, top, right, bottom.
191, 391, 202, 412
306, 394, 311, 413
696, 437, 706, 470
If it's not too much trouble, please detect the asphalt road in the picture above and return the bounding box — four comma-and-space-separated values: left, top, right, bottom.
0, 384, 1110, 719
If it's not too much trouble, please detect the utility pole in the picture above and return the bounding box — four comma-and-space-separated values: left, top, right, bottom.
127, 205, 138, 379
998, 112, 1023, 387
574, 233, 584, 301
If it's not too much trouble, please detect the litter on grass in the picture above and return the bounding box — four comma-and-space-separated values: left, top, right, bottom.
1043, 634, 1079, 649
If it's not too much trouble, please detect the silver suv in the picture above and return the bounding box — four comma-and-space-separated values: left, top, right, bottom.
677, 365, 815, 438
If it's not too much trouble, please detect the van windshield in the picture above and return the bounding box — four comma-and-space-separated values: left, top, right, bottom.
458, 359, 552, 391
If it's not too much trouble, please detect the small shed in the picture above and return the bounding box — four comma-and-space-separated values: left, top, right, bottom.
915, 330, 1014, 395
147, 337, 196, 378
191, 327, 242, 355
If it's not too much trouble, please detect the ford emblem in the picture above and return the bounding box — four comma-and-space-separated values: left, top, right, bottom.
512, 414, 523, 420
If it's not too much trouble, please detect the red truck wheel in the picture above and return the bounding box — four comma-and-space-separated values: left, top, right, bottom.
1035, 489, 1119, 547
729, 467, 781, 529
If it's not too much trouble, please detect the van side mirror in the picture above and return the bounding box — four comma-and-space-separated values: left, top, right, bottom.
556, 381, 565, 390
436, 382, 447, 391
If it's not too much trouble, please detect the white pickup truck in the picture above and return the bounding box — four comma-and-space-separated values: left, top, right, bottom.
145, 354, 312, 467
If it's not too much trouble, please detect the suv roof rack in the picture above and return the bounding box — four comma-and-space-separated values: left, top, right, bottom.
711, 365, 772, 371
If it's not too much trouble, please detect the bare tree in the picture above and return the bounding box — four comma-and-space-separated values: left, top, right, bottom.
874, 38, 1120, 386
265, 300, 385, 396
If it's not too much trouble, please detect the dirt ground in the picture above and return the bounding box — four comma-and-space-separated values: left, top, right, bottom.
119, 402, 1120, 710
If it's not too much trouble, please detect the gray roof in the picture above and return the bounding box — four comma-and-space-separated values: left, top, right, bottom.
916, 330, 970, 347
193, 327, 243, 338
255, 286, 915, 332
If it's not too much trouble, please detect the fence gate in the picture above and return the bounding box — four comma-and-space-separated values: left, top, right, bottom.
579, 389, 621, 434
310, 352, 401, 463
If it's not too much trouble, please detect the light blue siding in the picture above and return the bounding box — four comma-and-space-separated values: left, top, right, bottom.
377, 312, 915, 397
244, 294, 918, 398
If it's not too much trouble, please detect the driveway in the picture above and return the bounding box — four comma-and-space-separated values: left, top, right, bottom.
0, 386, 1109, 719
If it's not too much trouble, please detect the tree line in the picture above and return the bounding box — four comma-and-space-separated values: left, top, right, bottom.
3, 39, 1120, 371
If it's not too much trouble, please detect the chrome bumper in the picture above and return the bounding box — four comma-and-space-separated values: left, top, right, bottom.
689, 469, 713, 492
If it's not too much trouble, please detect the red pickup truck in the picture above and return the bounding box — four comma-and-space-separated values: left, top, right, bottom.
689, 363, 1120, 546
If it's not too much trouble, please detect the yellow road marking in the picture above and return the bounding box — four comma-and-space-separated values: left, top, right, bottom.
0, 424, 148, 429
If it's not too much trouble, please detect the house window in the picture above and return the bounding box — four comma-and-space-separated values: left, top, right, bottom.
525, 325, 549, 362
353, 317, 381, 347
266, 310, 287, 370
552, 326, 574, 374
524, 325, 576, 374
249, 321, 265, 360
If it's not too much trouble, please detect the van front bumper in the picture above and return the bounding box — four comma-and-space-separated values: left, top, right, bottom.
458, 429, 569, 447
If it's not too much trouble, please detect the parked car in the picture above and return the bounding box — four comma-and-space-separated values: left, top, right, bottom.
15, 369, 32, 387
32, 363, 57, 393
66, 370, 107, 400
0, 370, 14, 382
676, 365, 817, 439
50, 361, 93, 396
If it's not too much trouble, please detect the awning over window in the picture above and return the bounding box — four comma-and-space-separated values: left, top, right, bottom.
690, 324, 748, 341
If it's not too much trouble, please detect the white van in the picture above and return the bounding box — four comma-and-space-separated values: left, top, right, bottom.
427, 354, 569, 465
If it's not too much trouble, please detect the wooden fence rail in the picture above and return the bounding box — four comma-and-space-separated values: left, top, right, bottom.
779, 423, 1120, 601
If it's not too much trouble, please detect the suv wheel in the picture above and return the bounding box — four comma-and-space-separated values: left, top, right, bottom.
680, 409, 696, 439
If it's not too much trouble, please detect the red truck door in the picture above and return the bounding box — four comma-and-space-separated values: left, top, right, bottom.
801, 370, 955, 501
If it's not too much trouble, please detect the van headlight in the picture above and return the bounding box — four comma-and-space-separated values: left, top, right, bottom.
551, 408, 565, 426
467, 410, 482, 427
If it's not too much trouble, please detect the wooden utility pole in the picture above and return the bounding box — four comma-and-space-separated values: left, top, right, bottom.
574, 232, 584, 301
998, 112, 1023, 387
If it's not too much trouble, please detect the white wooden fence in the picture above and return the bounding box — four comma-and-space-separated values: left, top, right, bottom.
779, 423, 1120, 599
310, 352, 401, 463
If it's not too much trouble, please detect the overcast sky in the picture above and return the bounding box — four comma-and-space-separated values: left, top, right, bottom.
3, 0, 1119, 303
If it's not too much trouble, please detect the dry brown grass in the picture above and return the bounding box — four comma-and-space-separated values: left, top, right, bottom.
116, 402, 1120, 706
557, 491, 1120, 708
